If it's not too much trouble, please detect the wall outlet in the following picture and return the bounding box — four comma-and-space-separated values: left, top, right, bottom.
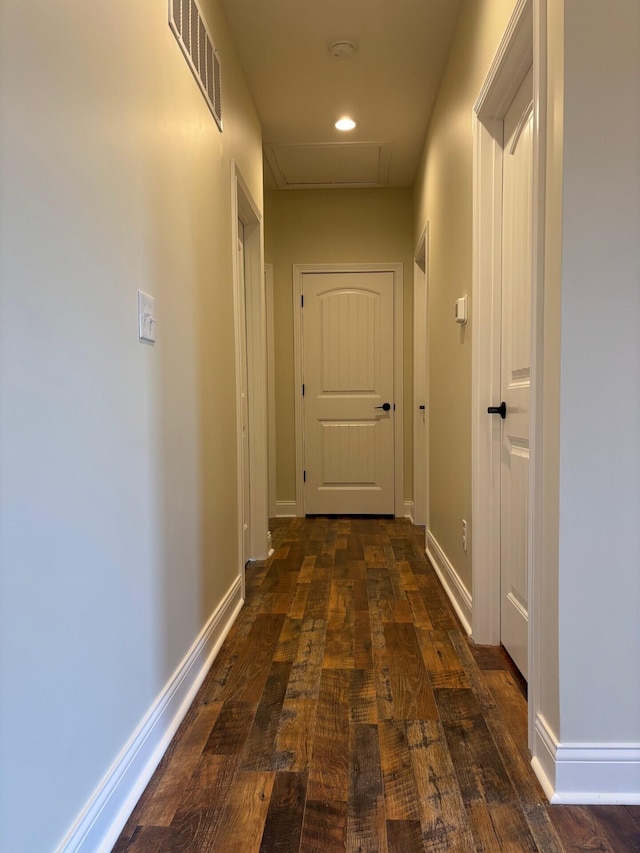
462, 519, 468, 552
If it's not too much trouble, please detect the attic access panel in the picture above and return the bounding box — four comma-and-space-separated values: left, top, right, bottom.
264, 142, 391, 189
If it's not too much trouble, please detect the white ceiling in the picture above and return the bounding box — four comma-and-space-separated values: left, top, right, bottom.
219, 0, 463, 189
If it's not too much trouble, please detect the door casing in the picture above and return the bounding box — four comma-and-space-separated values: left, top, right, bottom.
293, 263, 404, 518
471, 0, 547, 748
231, 162, 269, 590
413, 226, 429, 528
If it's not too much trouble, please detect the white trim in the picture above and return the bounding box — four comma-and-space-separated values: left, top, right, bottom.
532, 712, 559, 801
265, 264, 277, 520
231, 162, 269, 571
275, 501, 297, 517
426, 530, 472, 635
471, 0, 547, 754
471, 0, 534, 646
403, 501, 415, 523
529, 0, 549, 753
413, 225, 429, 529
56, 578, 244, 853
292, 263, 404, 518
532, 715, 640, 805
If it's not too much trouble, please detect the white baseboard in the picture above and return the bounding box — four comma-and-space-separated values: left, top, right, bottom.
276, 501, 297, 517
57, 577, 244, 853
426, 530, 472, 635
403, 501, 415, 523
533, 713, 640, 804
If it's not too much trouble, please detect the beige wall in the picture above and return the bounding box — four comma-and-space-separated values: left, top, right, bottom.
413, 0, 518, 594
264, 188, 414, 508
0, 1, 262, 849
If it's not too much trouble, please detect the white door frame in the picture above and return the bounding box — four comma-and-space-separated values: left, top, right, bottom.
471, 0, 546, 747
413, 225, 429, 528
264, 264, 277, 521
231, 162, 269, 585
293, 263, 404, 518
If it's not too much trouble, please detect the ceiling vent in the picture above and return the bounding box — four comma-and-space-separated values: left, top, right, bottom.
169, 0, 222, 130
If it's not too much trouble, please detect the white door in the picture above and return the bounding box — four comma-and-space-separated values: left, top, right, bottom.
237, 223, 251, 564
302, 271, 395, 515
499, 66, 533, 679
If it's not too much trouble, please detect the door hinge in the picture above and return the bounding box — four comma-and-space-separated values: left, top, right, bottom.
302, 383, 305, 396
303, 470, 306, 482
301, 294, 304, 307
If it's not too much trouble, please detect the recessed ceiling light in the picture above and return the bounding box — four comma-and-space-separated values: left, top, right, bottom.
335, 116, 356, 132
329, 40, 357, 61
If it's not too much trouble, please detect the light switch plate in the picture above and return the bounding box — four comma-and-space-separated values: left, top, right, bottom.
138, 290, 156, 343
454, 295, 468, 325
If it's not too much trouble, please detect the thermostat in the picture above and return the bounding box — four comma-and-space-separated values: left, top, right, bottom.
454, 296, 468, 325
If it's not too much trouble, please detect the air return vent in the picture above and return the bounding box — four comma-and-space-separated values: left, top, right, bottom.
169, 0, 222, 130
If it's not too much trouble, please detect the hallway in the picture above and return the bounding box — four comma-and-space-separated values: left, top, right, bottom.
114, 517, 640, 852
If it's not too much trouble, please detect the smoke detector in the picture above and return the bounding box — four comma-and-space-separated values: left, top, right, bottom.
329, 40, 358, 61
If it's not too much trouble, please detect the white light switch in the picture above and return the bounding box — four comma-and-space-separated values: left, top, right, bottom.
138, 290, 156, 343
454, 295, 468, 325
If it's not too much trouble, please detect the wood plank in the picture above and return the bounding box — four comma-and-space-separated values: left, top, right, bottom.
324, 580, 355, 669
350, 668, 378, 724
364, 544, 388, 567
205, 613, 285, 703
271, 696, 317, 772
433, 687, 481, 722
298, 555, 317, 583
303, 580, 331, 620
259, 771, 307, 853
386, 820, 424, 853
285, 616, 327, 701
383, 622, 438, 721
405, 719, 475, 852
205, 701, 257, 755
348, 723, 387, 853
440, 713, 515, 805
134, 701, 223, 826
484, 669, 530, 763
416, 629, 470, 689
405, 590, 434, 629
209, 770, 275, 853
466, 800, 538, 852
388, 560, 419, 595
307, 669, 350, 802
124, 825, 184, 851
273, 617, 303, 663
547, 805, 619, 853
289, 583, 310, 619
299, 799, 347, 852
370, 599, 394, 722
521, 803, 566, 853
379, 720, 420, 821
366, 567, 396, 600
590, 805, 640, 852
240, 662, 292, 771
354, 609, 373, 669
176, 752, 238, 812
379, 598, 414, 623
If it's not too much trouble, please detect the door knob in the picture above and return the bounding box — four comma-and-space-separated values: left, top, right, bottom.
374, 402, 391, 411
487, 401, 507, 419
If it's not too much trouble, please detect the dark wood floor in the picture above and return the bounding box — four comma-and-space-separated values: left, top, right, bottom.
114, 517, 640, 852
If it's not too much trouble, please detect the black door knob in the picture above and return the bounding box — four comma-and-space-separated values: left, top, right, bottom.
487, 401, 507, 419
374, 402, 391, 411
